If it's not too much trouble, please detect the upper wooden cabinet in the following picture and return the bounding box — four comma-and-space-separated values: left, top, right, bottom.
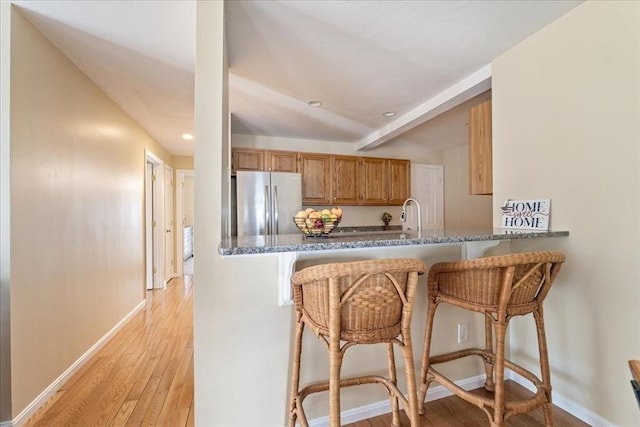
232, 148, 298, 174
299, 153, 332, 205
387, 159, 410, 205
360, 157, 388, 205
469, 100, 493, 195
232, 147, 410, 206
332, 156, 360, 205
266, 150, 298, 173
232, 148, 264, 173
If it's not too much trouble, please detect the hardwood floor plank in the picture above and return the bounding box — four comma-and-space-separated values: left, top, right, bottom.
25, 276, 194, 427
22, 272, 589, 427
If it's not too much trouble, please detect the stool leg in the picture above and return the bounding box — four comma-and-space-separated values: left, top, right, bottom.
492, 318, 507, 427
534, 307, 555, 426
386, 343, 401, 427
328, 344, 344, 427
288, 318, 304, 427
418, 300, 437, 415
401, 333, 420, 426
484, 314, 496, 392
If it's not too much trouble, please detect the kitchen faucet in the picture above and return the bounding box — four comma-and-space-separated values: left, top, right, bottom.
400, 197, 422, 233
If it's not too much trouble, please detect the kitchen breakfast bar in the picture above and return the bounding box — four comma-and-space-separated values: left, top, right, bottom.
215, 228, 570, 424
218, 227, 569, 306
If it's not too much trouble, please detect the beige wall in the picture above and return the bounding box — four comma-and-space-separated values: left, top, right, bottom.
173, 155, 194, 170
8, 7, 174, 417
493, 1, 640, 425
442, 145, 492, 228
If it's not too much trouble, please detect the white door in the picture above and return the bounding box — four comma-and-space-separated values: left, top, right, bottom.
145, 162, 154, 290
410, 164, 444, 230
165, 164, 175, 282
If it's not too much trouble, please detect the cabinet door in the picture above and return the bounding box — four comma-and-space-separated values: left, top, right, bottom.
360, 157, 388, 205
388, 159, 410, 205
469, 99, 492, 195
332, 156, 360, 205
232, 148, 264, 173
299, 153, 331, 205
267, 150, 298, 173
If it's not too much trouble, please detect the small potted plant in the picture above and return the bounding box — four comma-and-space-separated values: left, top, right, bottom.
381, 212, 392, 229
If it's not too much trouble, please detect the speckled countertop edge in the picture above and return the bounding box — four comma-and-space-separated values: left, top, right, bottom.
218, 229, 569, 256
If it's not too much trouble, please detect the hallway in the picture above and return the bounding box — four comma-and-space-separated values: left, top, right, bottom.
24, 276, 194, 426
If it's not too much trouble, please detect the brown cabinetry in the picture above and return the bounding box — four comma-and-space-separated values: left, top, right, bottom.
232, 148, 264, 173
331, 156, 360, 205
266, 150, 298, 173
299, 153, 332, 205
232, 147, 410, 206
469, 100, 492, 195
360, 157, 388, 205
388, 159, 410, 205
232, 148, 298, 174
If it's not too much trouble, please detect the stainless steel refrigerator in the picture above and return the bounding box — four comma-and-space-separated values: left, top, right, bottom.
236, 171, 302, 236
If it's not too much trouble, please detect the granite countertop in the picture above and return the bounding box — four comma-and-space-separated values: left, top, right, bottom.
218, 228, 569, 256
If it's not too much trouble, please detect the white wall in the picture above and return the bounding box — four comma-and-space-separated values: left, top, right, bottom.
492, 1, 640, 425
0, 1, 12, 423
183, 175, 194, 226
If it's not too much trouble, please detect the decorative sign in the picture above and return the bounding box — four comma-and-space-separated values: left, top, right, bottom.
501, 199, 550, 230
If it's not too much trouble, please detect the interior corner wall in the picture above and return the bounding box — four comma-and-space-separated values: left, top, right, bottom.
492, 1, 640, 425
442, 145, 492, 228
9, 7, 173, 417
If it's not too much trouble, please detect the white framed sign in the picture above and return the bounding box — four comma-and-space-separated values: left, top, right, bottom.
501, 199, 550, 230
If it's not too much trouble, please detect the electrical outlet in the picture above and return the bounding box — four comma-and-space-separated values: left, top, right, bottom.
457, 323, 469, 343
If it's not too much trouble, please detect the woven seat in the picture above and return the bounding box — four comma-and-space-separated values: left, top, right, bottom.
417, 251, 566, 426
288, 258, 427, 427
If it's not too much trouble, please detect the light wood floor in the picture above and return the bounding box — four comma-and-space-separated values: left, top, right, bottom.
23, 271, 589, 427
346, 380, 591, 426
24, 275, 194, 427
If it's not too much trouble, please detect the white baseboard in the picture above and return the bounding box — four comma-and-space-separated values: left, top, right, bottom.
308, 374, 486, 427
507, 372, 617, 427
11, 300, 146, 427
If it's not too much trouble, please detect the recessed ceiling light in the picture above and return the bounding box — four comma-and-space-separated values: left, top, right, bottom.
308, 100, 322, 107
182, 133, 193, 140
383, 111, 396, 118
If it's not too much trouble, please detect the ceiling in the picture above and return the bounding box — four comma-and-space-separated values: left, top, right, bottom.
12, 0, 582, 156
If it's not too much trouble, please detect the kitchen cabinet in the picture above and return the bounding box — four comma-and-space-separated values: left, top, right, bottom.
232, 146, 411, 206
300, 153, 332, 205
331, 155, 360, 205
266, 150, 298, 173
469, 99, 492, 195
360, 157, 388, 205
388, 159, 410, 205
232, 148, 264, 173
232, 148, 298, 174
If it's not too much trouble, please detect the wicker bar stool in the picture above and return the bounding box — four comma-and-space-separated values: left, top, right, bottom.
417, 251, 566, 426
288, 258, 427, 427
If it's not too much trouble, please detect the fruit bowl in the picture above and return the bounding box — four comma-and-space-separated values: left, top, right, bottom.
293, 208, 343, 237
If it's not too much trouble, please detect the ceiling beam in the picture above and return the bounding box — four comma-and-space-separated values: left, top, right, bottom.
355, 64, 492, 151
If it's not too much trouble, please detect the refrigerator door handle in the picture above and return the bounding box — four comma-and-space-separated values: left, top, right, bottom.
264, 185, 270, 235
273, 185, 279, 234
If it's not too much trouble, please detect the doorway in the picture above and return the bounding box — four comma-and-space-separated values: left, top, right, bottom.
410, 164, 444, 230
145, 150, 165, 289
176, 169, 194, 276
